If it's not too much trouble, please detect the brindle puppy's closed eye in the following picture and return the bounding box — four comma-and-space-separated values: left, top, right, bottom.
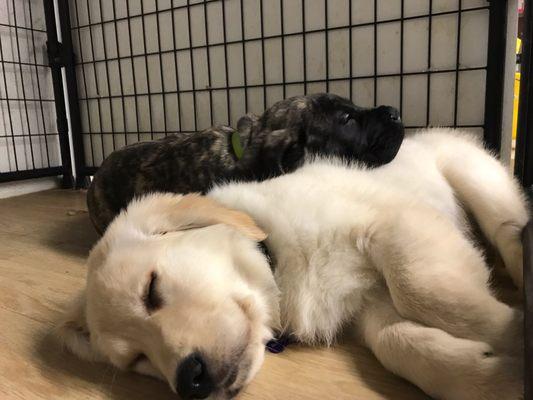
339, 112, 352, 125
144, 272, 163, 312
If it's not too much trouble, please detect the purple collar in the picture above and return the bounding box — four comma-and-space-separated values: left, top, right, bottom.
266, 335, 295, 354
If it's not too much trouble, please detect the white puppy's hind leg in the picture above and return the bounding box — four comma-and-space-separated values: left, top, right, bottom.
435, 133, 529, 288
359, 289, 523, 400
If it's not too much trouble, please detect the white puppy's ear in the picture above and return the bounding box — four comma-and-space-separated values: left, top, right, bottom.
118, 193, 267, 242
55, 292, 105, 362
55, 231, 109, 361
87, 235, 109, 270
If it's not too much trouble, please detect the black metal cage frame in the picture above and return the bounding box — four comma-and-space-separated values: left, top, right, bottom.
0, 0, 508, 187
0, 0, 73, 184
64, 0, 507, 182
1, 0, 530, 190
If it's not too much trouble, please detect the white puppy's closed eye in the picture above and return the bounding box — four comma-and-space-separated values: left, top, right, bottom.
143, 271, 163, 312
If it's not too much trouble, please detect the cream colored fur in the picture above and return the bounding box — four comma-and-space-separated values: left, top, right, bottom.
58, 129, 529, 400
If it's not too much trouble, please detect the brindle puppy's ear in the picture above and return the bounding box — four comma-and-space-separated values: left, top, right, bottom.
237, 113, 260, 136
113, 193, 267, 242
236, 113, 260, 150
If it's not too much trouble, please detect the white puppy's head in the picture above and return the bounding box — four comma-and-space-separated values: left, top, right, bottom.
57, 193, 280, 399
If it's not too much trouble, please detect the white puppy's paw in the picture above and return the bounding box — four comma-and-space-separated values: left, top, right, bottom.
496, 223, 524, 290
448, 353, 523, 400
480, 355, 523, 400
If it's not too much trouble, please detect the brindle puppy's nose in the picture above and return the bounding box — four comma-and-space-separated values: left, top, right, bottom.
386, 106, 401, 122
371, 105, 401, 124
176, 354, 214, 399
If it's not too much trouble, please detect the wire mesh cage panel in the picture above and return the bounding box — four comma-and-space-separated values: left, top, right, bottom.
0, 0, 64, 181
68, 0, 493, 170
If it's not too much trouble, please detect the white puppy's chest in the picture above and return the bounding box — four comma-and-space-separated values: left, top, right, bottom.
213, 181, 384, 342
271, 225, 381, 343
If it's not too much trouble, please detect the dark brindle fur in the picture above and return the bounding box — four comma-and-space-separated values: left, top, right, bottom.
88, 93, 404, 233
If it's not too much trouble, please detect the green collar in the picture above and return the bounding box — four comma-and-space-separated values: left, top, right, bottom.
231, 130, 244, 160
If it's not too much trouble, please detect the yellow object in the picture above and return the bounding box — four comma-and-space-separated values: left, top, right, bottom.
512, 39, 522, 140
513, 72, 520, 140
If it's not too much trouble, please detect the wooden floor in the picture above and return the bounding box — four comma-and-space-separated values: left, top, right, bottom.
0, 189, 432, 400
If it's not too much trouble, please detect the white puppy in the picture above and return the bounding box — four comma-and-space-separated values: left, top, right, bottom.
58, 129, 529, 400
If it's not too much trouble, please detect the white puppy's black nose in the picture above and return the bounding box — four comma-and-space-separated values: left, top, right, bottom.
176, 354, 214, 399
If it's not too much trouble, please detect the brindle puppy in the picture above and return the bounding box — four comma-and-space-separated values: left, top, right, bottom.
88, 93, 404, 233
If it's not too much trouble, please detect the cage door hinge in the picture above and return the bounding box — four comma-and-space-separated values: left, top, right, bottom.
46, 40, 73, 68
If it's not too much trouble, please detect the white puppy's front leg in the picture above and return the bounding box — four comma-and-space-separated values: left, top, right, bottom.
367, 207, 523, 355
359, 289, 523, 400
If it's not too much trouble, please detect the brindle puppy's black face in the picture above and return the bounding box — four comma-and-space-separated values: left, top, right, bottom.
304, 94, 404, 167
246, 93, 405, 178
